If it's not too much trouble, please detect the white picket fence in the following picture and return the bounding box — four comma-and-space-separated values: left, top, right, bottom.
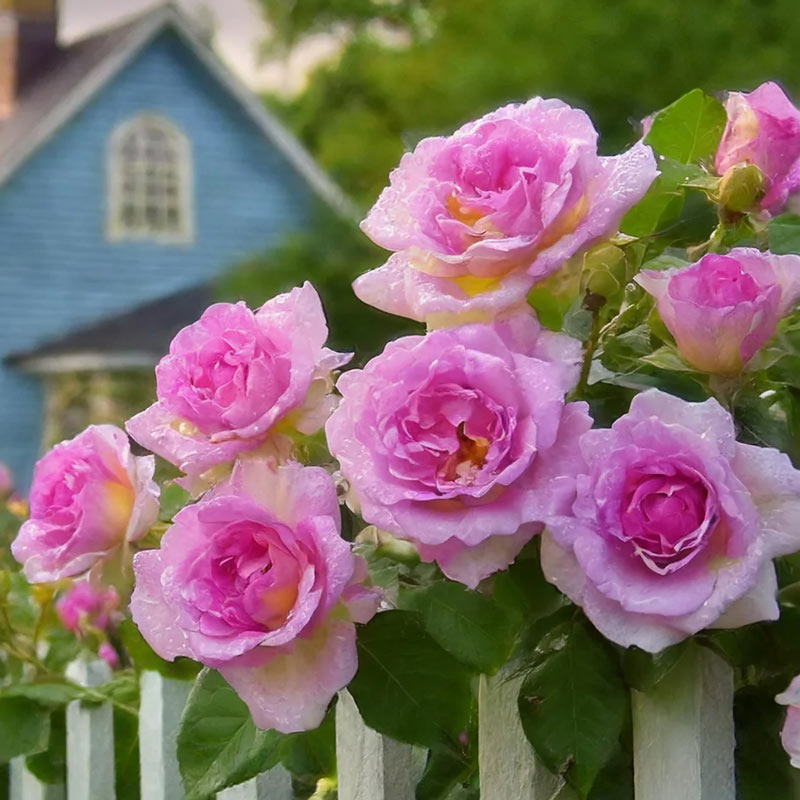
8, 647, 741, 799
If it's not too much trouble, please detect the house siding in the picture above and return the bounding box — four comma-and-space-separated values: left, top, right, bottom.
0, 29, 317, 483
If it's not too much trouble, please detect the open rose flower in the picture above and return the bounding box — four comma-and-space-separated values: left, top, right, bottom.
126, 283, 351, 488
355, 98, 657, 326
542, 389, 800, 652
57, 580, 120, 632
636, 249, 800, 374
12, 425, 158, 583
326, 312, 591, 587
130, 459, 378, 733
716, 82, 800, 215
777, 677, 800, 768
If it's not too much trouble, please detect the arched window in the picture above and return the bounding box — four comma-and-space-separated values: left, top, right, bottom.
107, 114, 193, 242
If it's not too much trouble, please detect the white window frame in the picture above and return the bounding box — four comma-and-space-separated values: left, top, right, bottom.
106, 113, 194, 244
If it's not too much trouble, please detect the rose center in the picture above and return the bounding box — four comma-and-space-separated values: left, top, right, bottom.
439, 422, 491, 484
619, 469, 717, 575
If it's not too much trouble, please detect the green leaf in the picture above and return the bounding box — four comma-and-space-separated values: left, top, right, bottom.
620, 159, 695, 237
349, 610, 473, 747
644, 89, 727, 164
119, 619, 201, 680
158, 481, 192, 522
733, 381, 800, 466
622, 642, 688, 692
416, 742, 474, 800
640, 346, 696, 372
517, 618, 629, 798
281, 705, 336, 786
768, 213, 800, 254
0, 682, 83, 706
114, 707, 140, 800
177, 669, 284, 800
25, 709, 66, 784
398, 580, 514, 674
0, 697, 50, 762
735, 688, 798, 800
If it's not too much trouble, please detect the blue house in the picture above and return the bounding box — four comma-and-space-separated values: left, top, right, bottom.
0, 1, 352, 485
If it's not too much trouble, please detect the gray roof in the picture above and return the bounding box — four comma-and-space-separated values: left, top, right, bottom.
5, 282, 215, 373
0, 3, 357, 216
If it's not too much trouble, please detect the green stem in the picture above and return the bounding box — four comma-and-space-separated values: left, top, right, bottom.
574, 303, 603, 399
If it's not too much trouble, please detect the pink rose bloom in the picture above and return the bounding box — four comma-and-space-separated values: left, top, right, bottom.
56, 580, 120, 632
356, 98, 658, 325
542, 389, 800, 653
716, 82, 800, 214
98, 642, 120, 669
130, 459, 379, 733
126, 283, 351, 486
776, 676, 800, 768
11, 425, 159, 583
636, 249, 800, 374
326, 312, 592, 587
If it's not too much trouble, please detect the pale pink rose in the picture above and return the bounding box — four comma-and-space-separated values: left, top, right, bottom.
11, 425, 159, 583
716, 82, 800, 214
543, 390, 800, 653
130, 459, 379, 733
356, 98, 658, 324
777, 676, 800, 768
56, 580, 120, 632
636, 249, 800, 374
126, 283, 351, 486
326, 312, 591, 587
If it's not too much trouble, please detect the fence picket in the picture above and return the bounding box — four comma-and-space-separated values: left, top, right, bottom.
632, 643, 735, 800
65, 658, 115, 800
9, 756, 64, 800
139, 671, 192, 800
479, 671, 577, 799
335, 690, 425, 800
215, 769, 293, 800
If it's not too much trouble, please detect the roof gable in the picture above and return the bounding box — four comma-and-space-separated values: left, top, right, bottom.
0, 4, 356, 216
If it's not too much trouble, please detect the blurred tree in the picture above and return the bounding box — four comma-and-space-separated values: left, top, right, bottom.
261, 0, 800, 207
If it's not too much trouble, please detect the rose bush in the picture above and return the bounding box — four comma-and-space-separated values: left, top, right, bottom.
6, 84, 800, 798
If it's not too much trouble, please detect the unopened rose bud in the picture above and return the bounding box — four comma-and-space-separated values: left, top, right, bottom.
718, 163, 766, 213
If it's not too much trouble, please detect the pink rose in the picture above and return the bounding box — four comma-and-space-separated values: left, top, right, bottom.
356, 98, 658, 325
542, 389, 800, 653
326, 312, 592, 587
98, 642, 120, 669
11, 425, 159, 583
776, 676, 800, 768
126, 283, 351, 486
716, 82, 800, 214
130, 459, 378, 733
636, 249, 800, 374
56, 580, 120, 632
